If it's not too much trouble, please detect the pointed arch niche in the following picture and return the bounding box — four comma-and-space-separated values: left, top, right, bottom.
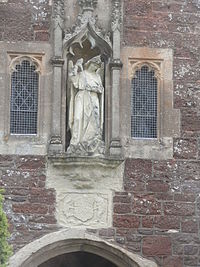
49, 0, 123, 158
63, 22, 112, 154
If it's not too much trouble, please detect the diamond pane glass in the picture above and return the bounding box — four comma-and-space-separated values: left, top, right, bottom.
10, 60, 39, 134
131, 65, 157, 138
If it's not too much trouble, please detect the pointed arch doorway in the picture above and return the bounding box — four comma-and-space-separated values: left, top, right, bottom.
9, 229, 157, 267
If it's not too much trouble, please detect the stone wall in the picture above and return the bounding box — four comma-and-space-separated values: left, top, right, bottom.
0, 0, 200, 267
111, 159, 200, 267
0, 155, 58, 252
111, 1, 200, 266
0, 0, 51, 42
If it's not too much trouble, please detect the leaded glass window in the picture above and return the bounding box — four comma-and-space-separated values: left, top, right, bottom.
131, 65, 157, 139
10, 60, 39, 134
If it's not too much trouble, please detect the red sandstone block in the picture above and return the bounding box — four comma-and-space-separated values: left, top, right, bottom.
142, 216, 154, 228
124, 0, 152, 16
33, 24, 49, 31
99, 228, 115, 237
154, 216, 180, 230
124, 14, 169, 33
174, 58, 200, 80
126, 232, 142, 242
1, 170, 47, 188
30, 188, 55, 198
123, 28, 150, 47
12, 203, 48, 215
4, 26, 34, 42
113, 193, 131, 203
153, 161, 200, 195
174, 138, 198, 159
155, 193, 173, 201
181, 109, 200, 137
152, 1, 183, 13
127, 241, 141, 253
146, 180, 169, 192
113, 215, 140, 228
116, 228, 130, 235
164, 203, 195, 216
143, 236, 171, 256
15, 156, 46, 170
163, 256, 183, 267
125, 159, 152, 180
29, 195, 55, 205
5, 188, 30, 196
181, 219, 198, 233
124, 179, 146, 192
132, 193, 162, 215
174, 193, 195, 202
114, 204, 132, 214
178, 161, 200, 182
174, 81, 200, 109
34, 31, 49, 41
153, 160, 177, 180
28, 215, 57, 224
15, 224, 27, 231
0, 155, 15, 167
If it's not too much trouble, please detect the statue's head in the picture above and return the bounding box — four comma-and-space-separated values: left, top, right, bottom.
85, 55, 102, 70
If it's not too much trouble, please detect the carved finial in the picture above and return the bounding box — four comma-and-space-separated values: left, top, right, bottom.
78, 0, 98, 11
53, 0, 64, 27
111, 0, 122, 31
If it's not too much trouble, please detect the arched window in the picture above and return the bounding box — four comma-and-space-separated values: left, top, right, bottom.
131, 65, 157, 139
10, 60, 39, 135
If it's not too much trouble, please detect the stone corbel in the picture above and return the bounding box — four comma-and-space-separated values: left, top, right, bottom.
49, 135, 62, 145
51, 56, 65, 67
109, 58, 123, 69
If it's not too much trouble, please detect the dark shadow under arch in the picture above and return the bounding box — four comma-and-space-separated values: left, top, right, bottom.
39, 251, 117, 267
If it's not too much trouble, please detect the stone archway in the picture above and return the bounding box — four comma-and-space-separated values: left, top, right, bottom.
9, 229, 157, 267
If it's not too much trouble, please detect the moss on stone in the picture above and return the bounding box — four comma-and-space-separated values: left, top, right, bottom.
0, 189, 12, 267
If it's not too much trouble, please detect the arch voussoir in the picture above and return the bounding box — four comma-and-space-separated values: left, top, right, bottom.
9, 229, 157, 267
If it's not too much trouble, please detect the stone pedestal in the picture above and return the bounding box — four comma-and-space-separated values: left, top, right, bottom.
47, 156, 124, 228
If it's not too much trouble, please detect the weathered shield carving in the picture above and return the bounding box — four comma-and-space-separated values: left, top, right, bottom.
64, 195, 95, 222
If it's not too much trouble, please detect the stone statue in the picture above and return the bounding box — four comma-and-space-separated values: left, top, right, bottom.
67, 55, 104, 155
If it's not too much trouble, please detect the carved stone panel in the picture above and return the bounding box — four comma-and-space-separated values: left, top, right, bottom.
57, 192, 111, 227
46, 157, 124, 228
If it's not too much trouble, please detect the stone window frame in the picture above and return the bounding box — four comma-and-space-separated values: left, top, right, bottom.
6, 53, 43, 140
121, 47, 180, 160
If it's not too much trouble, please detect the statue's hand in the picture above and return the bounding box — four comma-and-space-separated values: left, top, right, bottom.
75, 58, 84, 72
